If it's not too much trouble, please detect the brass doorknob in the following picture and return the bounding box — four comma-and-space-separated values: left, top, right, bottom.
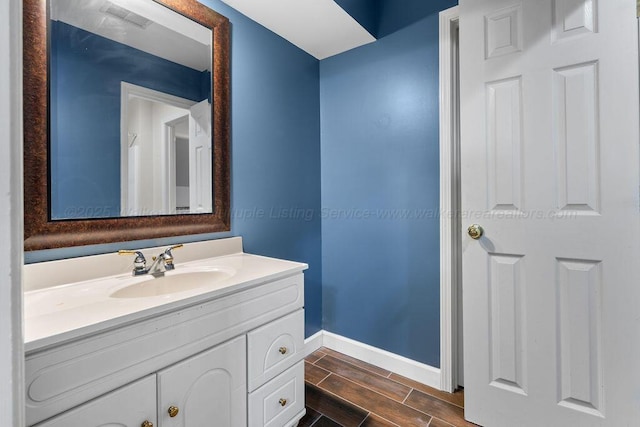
168, 406, 179, 417
279, 398, 287, 407
141, 421, 153, 427
467, 224, 483, 240
279, 347, 288, 355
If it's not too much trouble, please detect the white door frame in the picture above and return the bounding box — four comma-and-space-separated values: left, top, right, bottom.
1, 0, 24, 425
439, 5, 461, 394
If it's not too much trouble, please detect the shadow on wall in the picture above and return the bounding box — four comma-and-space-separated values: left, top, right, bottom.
377, 0, 459, 38
334, 0, 459, 39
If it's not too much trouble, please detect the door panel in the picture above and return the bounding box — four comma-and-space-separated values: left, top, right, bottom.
551, 0, 597, 42
486, 77, 523, 212
488, 253, 526, 396
556, 258, 603, 416
552, 62, 600, 213
459, 0, 640, 425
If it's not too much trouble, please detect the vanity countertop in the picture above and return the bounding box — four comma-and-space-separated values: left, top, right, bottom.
24, 252, 307, 353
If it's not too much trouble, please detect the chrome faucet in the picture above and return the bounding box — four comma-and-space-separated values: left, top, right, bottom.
118, 244, 183, 276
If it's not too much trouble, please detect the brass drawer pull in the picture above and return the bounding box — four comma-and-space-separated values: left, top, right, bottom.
279, 398, 287, 407
168, 406, 179, 417
141, 421, 154, 427
279, 347, 288, 355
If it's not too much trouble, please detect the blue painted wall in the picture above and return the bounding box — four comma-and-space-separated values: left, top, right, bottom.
31, 2, 323, 339
50, 21, 210, 219
207, 0, 323, 338
320, 4, 455, 367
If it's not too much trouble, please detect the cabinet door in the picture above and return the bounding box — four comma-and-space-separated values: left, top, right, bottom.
34, 375, 156, 427
157, 336, 246, 427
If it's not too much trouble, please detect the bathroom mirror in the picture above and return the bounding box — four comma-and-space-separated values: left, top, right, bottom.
23, 0, 230, 250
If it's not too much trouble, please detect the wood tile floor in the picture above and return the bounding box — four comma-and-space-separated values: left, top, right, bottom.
297, 347, 476, 427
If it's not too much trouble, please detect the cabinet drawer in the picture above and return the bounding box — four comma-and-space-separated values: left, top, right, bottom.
33, 375, 156, 427
248, 361, 305, 427
247, 309, 304, 391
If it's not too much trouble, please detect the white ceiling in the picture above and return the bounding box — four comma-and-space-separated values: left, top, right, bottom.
51, 0, 212, 71
220, 0, 376, 60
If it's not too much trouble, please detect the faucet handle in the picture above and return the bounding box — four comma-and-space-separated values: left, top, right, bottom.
118, 250, 148, 275
162, 244, 183, 270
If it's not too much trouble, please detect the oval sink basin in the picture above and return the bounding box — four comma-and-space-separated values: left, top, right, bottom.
110, 268, 234, 299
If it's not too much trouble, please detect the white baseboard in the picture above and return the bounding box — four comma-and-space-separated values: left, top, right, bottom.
303, 330, 324, 356
304, 330, 441, 391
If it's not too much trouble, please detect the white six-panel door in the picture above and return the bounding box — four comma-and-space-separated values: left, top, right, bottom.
459, 1, 640, 426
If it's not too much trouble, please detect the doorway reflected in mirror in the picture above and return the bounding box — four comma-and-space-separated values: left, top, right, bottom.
120, 83, 212, 218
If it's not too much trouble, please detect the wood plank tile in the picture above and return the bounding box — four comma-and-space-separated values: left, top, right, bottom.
360, 413, 401, 426
428, 418, 456, 427
404, 390, 475, 427
306, 361, 331, 385
306, 349, 327, 364
316, 355, 411, 402
312, 416, 343, 427
318, 374, 432, 427
388, 374, 465, 408
297, 408, 322, 427
321, 348, 392, 377
306, 381, 369, 427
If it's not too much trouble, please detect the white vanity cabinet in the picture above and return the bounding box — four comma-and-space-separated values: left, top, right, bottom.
25, 271, 306, 427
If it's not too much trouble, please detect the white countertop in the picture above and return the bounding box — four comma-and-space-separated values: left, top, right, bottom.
24, 252, 307, 353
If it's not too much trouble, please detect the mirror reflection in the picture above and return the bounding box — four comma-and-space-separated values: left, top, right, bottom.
49, 0, 213, 219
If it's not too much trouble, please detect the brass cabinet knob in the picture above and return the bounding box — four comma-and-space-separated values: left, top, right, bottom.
141, 421, 154, 427
168, 406, 179, 417
467, 224, 484, 240
278, 347, 288, 355
279, 398, 287, 407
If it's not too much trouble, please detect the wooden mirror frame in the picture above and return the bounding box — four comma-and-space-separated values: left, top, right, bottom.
23, 0, 230, 251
